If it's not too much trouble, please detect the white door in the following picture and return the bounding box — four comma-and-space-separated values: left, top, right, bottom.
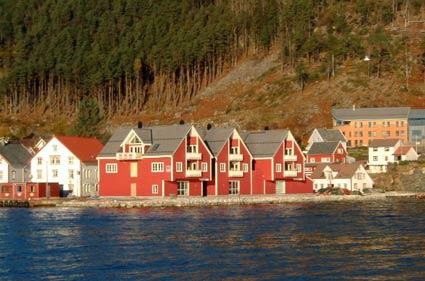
276, 181, 286, 194
130, 162, 138, 178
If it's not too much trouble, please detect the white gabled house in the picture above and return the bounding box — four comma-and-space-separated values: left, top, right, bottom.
394, 146, 419, 162
368, 139, 402, 173
310, 162, 373, 192
30, 136, 103, 197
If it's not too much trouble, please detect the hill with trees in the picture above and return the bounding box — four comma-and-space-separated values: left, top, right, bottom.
0, 0, 424, 141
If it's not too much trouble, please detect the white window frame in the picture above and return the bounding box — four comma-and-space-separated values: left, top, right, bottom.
106, 163, 118, 173
68, 157, 74, 165
243, 163, 249, 173
52, 169, 58, 178
36, 169, 42, 179
176, 162, 183, 172
220, 163, 226, 172
296, 164, 302, 172
0, 171, 3, 180
201, 162, 208, 172
152, 185, 159, 194
37, 157, 42, 165
177, 181, 189, 196
276, 163, 282, 173
151, 162, 164, 172
229, 181, 240, 195
68, 169, 74, 179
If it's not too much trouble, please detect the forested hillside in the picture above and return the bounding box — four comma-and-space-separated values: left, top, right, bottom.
0, 0, 424, 139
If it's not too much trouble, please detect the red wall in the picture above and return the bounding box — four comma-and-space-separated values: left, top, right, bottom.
99, 159, 135, 196
139, 157, 172, 196
0, 183, 60, 200
252, 159, 271, 194
286, 178, 313, 194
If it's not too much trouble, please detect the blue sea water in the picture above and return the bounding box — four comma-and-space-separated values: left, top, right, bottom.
1, 199, 425, 280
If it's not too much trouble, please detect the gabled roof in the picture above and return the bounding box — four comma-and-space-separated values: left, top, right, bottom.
55, 136, 104, 163
98, 124, 192, 157
310, 162, 362, 180
0, 143, 32, 168
332, 107, 410, 121
394, 146, 415, 156
369, 139, 400, 148
307, 141, 341, 155
316, 128, 346, 142
198, 127, 234, 157
243, 130, 289, 158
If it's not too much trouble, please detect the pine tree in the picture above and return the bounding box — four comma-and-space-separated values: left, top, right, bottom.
70, 97, 103, 138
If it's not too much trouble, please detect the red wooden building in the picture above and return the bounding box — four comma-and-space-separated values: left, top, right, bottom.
200, 127, 253, 195
97, 124, 213, 197
0, 182, 60, 200
243, 130, 313, 194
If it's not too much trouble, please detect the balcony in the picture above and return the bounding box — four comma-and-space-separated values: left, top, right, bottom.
229, 153, 243, 162
116, 152, 143, 160
229, 170, 244, 177
186, 170, 202, 177
284, 170, 298, 177
284, 155, 297, 161
186, 152, 202, 160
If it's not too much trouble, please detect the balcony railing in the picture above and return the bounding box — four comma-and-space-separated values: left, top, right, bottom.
116, 152, 143, 160
229, 154, 243, 161
284, 155, 297, 161
186, 152, 202, 160
186, 170, 202, 177
229, 170, 244, 177
284, 170, 298, 177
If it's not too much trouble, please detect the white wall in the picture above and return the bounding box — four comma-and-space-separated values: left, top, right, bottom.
30, 137, 82, 197
0, 156, 9, 183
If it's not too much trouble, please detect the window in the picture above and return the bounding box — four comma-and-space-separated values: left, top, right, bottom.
373, 156, 378, 161
129, 145, 143, 153
344, 183, 348, 188
187, 145, 198, 153
68, 157, 74, 165
401, 121, 404, 127
310, 158, 315, 163
243, 163, 249, 173
220, 163, 226, 172
321, 157, 331, 163
177, 181, 189, 196
285, 148, 293, 155
0, 171, 2, 180
17, 185, 22, 193
106, 163, 118, 173
373, 148, 378, 152
53, 145, 58, 152
276, 164, 282, 173
30, 185, 35, 193
50, 156, 60, 165
229, 162, 240, 171
130, 162, 138, 178
52, 169, 58, 178
337, 148, 343, 154
230, 146, 240, 154
37, 157, 42, 165
68, 169, 74, 179
36, 170, 42, 179
384, 147, 390, 152
151, 162, 164, 172
296, 164, 302, 172
152, 185, 159, 194
201, 162, 208, 172
176, 162, 183, 172
11, 170, 16, 180
385, 156, 388, 161
354, 183, 358, 189
229, 181, 240, 195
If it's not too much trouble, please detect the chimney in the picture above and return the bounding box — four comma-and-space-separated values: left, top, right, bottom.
264, 126, 270, 131
207, 123, 213, 130
352, 104, 356, 111
137, 121, 143, 128
179, 120, 185, 125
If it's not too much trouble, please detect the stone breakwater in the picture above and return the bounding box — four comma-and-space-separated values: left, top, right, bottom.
27, 192, 417, 208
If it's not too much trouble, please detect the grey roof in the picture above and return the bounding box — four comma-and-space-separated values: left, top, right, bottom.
243, 130, 288, 158
310, 162, 362, 180
198, 127, 234, 157
307, 141, 340, 155
369, 139, 400, 148
409, 109, 425, 126
98, 124, 192, 157
332, 107, 410, 121
316, 128, 346, 142
0, 143, 32, 168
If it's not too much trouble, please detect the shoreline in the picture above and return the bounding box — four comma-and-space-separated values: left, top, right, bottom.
16, 192, 419, 209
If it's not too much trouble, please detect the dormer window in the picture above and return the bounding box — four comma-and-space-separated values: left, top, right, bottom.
129, 146, 143, 153
285, 147, 293, 155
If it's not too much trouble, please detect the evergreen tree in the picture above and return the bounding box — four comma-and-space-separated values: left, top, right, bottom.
70, 97, 103, 138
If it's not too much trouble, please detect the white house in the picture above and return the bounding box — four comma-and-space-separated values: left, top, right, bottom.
306, 128, 347, 151
394, 145, 419, 161
30, 136, 103, 197
368, 139, 402, 173
310, 162, 374, 192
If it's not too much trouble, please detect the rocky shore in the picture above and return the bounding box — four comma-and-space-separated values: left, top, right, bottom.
25, 192, 418, 209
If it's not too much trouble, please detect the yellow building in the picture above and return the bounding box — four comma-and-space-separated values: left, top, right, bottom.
331, 107, 410, 147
